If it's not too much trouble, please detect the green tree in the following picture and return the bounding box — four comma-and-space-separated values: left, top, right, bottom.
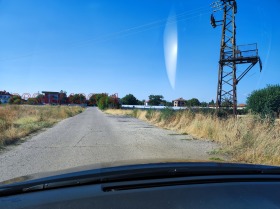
200, 102, 208, 107
27, 98, 39, 105
148, 95, 164, 106
89, 93, 108, 106
109, 95, 121, 109
13, 98, 21, 104
209, 99, 215, 105
97, 95, 109, 110
121, 94, 138, 105
137, 100, 144, 105
9, 95, 22, 104
36, 94, 44, 104
68, 94, 86, 104
221, 98, 233, 108
59, 90, 67, 104
186, 98, 200, 107
247, 84, 280, 117
162, 100, 173, 107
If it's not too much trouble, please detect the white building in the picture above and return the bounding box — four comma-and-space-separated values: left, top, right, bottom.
0, 91, 12, 104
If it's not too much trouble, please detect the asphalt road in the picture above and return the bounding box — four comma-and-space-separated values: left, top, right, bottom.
0, 107, 219, 182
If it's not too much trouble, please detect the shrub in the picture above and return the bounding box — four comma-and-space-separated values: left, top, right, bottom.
132, 109, 138, 118
97, 96, 109, 110
68, 94, 86, 104
145, 109, 156, 120
160, 108, 175, 121
13, 99, 21, 105
27, 98, 39, 105
9, 95, 22, 104
121, 94, 138, 105
247, 84, 280, 118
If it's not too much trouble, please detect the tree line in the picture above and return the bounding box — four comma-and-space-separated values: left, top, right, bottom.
7, 92, 120, 110
4, 84, 280, 117
121, 94, 215, 107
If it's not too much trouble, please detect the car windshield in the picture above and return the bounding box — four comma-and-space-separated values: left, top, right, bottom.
0, 0, 279, 183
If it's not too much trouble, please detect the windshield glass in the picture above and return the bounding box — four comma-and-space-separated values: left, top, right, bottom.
0, 0, 279, 183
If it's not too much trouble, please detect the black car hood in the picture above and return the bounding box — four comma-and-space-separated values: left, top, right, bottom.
0, 159, 279, 186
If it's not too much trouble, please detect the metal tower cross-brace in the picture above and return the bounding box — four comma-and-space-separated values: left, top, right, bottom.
210, 0, 262, 115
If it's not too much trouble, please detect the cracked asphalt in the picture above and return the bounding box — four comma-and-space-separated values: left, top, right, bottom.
0, 107, 219, 182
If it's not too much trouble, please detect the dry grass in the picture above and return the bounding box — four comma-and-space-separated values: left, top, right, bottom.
105, 109, 280, 166
105, 109, 133, 116
0, 105, 84, 147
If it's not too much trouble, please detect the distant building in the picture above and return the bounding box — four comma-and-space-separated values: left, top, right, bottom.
0, 91, 12, 104
237, 103, 247, 109
42, 91, 60, 104
172, 97, 186, 107
145, 100, 150, 106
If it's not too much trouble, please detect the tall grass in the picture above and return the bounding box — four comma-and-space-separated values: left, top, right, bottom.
0, 105, 84, 147
105, 108, 280, 166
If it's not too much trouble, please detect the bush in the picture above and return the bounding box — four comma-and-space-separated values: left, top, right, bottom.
9, 95, 22, 104
97, 96, 109, 110
247, 85, 280, 118
148, 95, 164, 106
121, 94, 138, 105
186, 98, 200, 107
13, 99, 21, 105
145, 109, 156, 120
27, 98, 39, 105
132, 109, 138, 118
160, 108, 175, 121
68, 94, 86, 104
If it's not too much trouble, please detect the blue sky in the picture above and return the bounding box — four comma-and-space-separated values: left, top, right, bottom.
0, 0, 279, 103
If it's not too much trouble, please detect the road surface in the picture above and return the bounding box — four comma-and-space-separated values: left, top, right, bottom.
0, 107, 220, 182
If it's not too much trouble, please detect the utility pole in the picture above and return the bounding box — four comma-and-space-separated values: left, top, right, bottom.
210, 0, 262, 115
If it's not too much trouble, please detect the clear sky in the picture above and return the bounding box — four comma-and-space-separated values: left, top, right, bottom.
0, 0, 279, 103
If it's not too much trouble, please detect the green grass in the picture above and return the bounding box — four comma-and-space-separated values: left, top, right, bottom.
208, 148, 224, 155
209, 157, 224, 161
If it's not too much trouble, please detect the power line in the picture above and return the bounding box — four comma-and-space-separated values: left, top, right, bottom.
0, 6, 210, 61
72, 6, 210, 46
72, 10, 211, 48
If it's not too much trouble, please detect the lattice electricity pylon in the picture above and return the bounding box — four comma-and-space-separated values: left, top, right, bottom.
210, 0, 262, 115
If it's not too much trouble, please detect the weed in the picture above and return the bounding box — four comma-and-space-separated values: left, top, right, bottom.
209, 157, 224, 161
241, 132, 254, 148
0, 105, 84, 146
145, 109, 156, 120
160, 108, 175, 121
132, 109, 138, 118
208, 148, 224, 155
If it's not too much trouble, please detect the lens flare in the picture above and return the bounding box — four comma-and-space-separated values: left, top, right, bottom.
164, 12, 178, 89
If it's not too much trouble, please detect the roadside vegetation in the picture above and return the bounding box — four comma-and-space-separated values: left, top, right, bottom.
0, 105, 84, 147
106, 85, 280, 165
105, 108, 280, 165
247, 84, 280, 118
